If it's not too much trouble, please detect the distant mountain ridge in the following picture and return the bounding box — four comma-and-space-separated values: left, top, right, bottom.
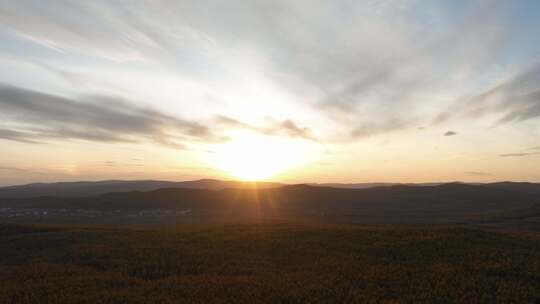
308, 182, 444, 189
0, 179, 539, 199
0, 179, 283, 198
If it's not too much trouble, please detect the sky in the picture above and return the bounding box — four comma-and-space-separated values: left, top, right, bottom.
1, 0, 540, 186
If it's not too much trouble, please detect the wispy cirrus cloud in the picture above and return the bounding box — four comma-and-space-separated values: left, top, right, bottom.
1, 0, 528, 142
435, 63, 540, 126
0, 1, 156, 61
349, 119, 410, 139
215, 115, 317, 141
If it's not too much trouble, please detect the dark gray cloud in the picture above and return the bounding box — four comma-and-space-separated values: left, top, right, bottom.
464, 171, 491, 176
0, 83, 223, 147
499, 152, 540, 157
444, 131, 457, 136
0, 129, 42, 144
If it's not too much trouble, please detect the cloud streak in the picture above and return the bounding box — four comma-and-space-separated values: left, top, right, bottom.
464, 171, 491, 176
0, 83, 223, 147
0, 129, 42, 144
436, 63, 540, 125
499, 152, 540, 158
215, 115, 317, 141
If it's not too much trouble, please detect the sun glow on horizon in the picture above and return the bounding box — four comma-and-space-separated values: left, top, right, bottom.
207, 131, 317, 181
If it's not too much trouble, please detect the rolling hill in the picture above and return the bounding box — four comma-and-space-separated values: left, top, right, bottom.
0, 179, 283, 198
1, 182, 538, 225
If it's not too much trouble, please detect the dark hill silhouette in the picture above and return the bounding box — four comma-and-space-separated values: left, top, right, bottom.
1, 183, 537, 224
0, 179, 283, 198
2, 179, 539, 199
308, 182, 442, 189
485, 182, 540, 195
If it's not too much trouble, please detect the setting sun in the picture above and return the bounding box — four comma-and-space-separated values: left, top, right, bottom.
208, 131, 314, 181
